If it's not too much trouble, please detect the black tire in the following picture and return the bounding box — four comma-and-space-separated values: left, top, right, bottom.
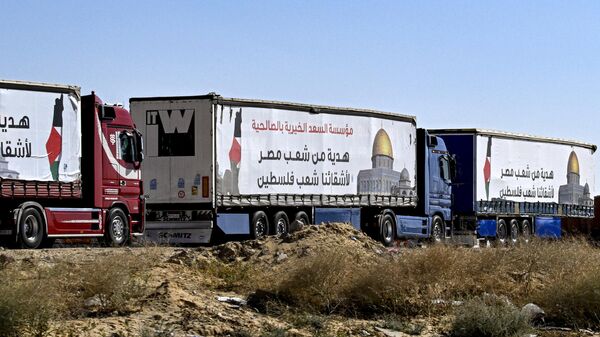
272, 211, 290, 236
103, 208, 129, 246
18, 207, 45, 249
291, 211, 309, 232
521, 219, 532, 243
250, 211, 269, 239
431, 215, 445, 244
509, 219, 519, 245
379, 213, 395, 247
496, 219, 508, 245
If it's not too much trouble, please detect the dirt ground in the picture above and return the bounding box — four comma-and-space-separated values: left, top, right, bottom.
0, 224, 597, 337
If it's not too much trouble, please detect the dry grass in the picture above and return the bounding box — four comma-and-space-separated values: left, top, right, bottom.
69, 252, 156, 315
0, 249, 158, 336
0, 268, 66, 337
449, 295, 532, 337
246, 238, 600, 329
198, 259, 256, 291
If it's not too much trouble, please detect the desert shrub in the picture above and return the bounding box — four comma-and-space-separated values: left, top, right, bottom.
67, 251, 156, 315
200, 260, 255, 291
532, 266, 600, 329
268, 247, 365, 313
0, 269, 67, 337
449, 296, 531, 337
249, 236, 600, 324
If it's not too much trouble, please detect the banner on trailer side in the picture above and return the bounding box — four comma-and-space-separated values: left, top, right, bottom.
476, 135, 595, 205
0, 86, 81, 182
215, 104, 417, 200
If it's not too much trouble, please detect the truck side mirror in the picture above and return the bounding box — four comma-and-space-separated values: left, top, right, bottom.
133, 130, 144, 164
449, 155, 457, 180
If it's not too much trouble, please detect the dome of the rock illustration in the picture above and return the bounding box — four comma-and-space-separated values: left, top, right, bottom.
400, 168, 410, 181
372, 129, 393, 158
568, 151, 579, 175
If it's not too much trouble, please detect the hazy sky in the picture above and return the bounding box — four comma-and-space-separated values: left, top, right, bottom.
2, 1, 600, 185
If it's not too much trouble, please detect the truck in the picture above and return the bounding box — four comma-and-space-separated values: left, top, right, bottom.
130, 93, 595, 246
431, 129, 596, 244
130, 94, 455, 245
0, 80, 144, 248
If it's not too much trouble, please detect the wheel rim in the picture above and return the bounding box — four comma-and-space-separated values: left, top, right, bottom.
510, 223, 519, 243
383, 218, 393, 242
498, 223, 507, 243
522, 222, 531, 242
296, 216, 306, 226
111, 216, 125, 243
23, 215, 40, 243
433, 220, 443, 242
255, 218, 266, 238
276, 218, 287, 235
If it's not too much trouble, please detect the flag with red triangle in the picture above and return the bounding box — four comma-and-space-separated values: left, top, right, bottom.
228, 109, 242, 166
46, 95, 63, 181
483, 137, 492, 200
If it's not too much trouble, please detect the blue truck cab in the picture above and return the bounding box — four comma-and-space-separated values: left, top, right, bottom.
392, 129, 454, 242
313, 129, 455, 246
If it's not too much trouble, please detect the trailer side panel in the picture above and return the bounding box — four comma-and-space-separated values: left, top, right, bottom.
215, 103, 418, 207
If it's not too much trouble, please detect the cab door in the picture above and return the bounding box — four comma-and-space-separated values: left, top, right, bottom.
102, 124, 142, 213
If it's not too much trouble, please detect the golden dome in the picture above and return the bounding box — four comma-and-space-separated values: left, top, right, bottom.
568, 151, 579, 175
372, 129, 393, 158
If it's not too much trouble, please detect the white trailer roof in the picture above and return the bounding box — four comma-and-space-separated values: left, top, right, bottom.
130, 93, 417, 124
0, 79, 80, 97
429, 128, 597, 152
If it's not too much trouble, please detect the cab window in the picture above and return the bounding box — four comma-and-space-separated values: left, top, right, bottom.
119, 132, 134, 163
439, 156, 450, 182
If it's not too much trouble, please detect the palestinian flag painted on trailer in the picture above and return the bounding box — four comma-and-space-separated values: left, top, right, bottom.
46, 94, 63, 181
228, 109, 242, 166
483, 136, 492, 200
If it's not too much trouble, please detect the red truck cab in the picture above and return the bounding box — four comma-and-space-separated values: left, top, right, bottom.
0, 80, 144, 248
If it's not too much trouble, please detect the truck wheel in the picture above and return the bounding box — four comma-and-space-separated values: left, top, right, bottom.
251, 211, 269, 239
104, 208, 129, 246
431, 215, 445, 244
291, 211, 309, 232
272, 211, 289, 236
496, 219, 508, 245
521, 219, 532, 243
18, 207, 45, 249
509, 219, 519, 245
379, 213, 395, 247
